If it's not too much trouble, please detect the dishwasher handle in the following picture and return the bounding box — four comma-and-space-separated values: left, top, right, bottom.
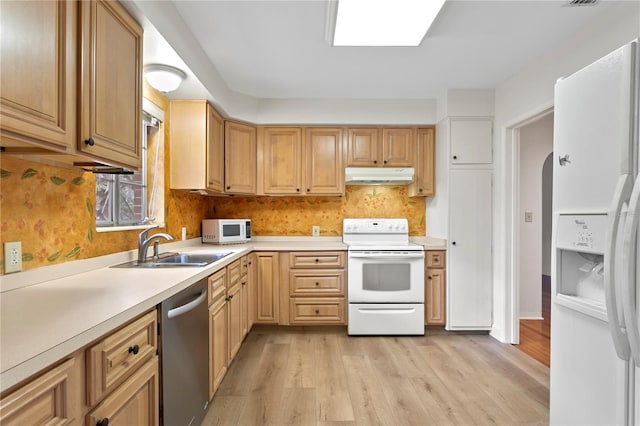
167, 289, 207, 319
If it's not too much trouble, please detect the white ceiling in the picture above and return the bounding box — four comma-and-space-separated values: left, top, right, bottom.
130, 0, 613, 101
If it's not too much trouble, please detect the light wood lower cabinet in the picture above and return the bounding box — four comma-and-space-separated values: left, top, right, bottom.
0, 357, 82, 425
86, 357, 159, 426
286, 251, 346, 325
0, 310, 159, 425
425, 251, 446, 326
255, 252, 280, 324
208, 268, 228, 400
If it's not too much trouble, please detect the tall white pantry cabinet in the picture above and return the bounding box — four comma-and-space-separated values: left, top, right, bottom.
445, 118, 493, 330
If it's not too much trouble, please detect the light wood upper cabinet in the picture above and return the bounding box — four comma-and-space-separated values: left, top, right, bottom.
170, 100, 224, 194
303, 127, 344, 195
79, 0, 143, 170
381, 128, 414, 166
409, 127, 435, 197
345, 128, 379, 166
225, 121, 257, 194
346, 127, 414, 167
261, 127, 343, 196
0, 0, 77, 151
262, 127, 303, 194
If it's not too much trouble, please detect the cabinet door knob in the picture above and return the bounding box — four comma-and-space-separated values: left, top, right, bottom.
315, 309, 320, 315
84, 137, 95, 146
226, 186, 231, 190
428, 276, 432, 280
296, 188, 300, 192
383, 160, 388, 164
128, 344, 139, 355
452, 155, 458, 160
452, 241, 457, 246
419, 188, 423, 193
97, 418, 109, 426
306, 188, 310, 192
315, 282, 319, 286
373, 160, 377, 164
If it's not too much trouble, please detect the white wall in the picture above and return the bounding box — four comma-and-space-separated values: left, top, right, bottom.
491, 1, 640, 342
518, 114, 553, 319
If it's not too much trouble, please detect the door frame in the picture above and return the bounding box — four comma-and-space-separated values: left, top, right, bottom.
504, 104, 554, 344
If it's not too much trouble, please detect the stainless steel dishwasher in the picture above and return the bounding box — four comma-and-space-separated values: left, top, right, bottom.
161, 278, 208, 426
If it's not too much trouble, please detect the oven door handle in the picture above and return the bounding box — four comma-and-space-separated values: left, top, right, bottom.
348, 252, 424, 259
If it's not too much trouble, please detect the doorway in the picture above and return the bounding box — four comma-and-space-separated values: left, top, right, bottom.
513, 112, 553, 366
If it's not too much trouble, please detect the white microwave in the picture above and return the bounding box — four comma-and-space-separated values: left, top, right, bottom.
202, 219, 251, 244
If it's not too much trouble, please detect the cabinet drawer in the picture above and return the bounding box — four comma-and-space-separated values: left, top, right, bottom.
289, 252, 345, 268
227, 259, 242, 288
289, 270, 345, 296
289, 298, 345, 324
87, 310, 157, 405
426, 251, 446, 268
208, 268, 227, 306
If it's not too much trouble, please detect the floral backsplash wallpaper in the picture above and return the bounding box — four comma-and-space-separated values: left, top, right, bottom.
211, 186, 426, 237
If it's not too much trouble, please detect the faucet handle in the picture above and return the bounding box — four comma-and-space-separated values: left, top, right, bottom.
138, 224, 160, 244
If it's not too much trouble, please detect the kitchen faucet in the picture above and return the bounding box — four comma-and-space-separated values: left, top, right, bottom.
138, 225, 174, 263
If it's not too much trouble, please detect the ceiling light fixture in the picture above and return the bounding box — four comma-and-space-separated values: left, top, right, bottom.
331, 0, 446, 47
144, 64, 186, 93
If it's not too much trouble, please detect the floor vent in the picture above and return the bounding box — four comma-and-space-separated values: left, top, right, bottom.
565, 0, 598, 6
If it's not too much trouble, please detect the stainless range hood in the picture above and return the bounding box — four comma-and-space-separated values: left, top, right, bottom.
345, 167, 414, 185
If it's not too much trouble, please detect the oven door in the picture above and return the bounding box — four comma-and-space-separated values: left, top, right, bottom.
347, 250, 424, 303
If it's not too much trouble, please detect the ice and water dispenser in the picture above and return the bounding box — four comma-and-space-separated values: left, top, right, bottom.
555, 214, 609, 321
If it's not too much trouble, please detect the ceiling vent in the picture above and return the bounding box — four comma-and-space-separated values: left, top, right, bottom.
565, 0, 598, 6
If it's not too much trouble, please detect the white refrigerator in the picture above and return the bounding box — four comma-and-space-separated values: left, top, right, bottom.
550, 39, 639, 424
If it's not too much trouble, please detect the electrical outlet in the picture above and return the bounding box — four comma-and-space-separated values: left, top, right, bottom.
312, 226, 320, 237
4, 241, 22, 273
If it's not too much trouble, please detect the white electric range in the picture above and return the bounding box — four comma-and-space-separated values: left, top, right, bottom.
343, 218, 425, 335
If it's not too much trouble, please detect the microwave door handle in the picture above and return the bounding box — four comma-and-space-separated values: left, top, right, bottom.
621, 175, 640, 363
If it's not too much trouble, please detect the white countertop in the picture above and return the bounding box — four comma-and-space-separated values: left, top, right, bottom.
0, 236, 445, 393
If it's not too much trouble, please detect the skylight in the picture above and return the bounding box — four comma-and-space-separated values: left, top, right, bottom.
332, 0, 446, 47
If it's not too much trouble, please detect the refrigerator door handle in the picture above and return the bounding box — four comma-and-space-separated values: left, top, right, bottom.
621, 174, 640, 364
605, 174, 632, 361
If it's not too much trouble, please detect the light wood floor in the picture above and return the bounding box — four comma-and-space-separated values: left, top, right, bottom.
203, 326, 550, 426
517, 276, 551, 367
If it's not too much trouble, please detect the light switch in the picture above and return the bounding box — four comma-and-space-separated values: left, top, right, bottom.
525, 212, 533, 223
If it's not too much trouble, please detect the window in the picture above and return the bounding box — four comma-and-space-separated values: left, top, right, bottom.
96, 108, 164, 228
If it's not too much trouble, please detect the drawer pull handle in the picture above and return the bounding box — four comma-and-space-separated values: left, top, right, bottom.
428, 276, 432, 280
315, 309, 320, 314
315, 258, 319, 263
128, 344, 139, 355
85, 137, 95, 146
97, 418, 109, 426
315, 282, 319, 286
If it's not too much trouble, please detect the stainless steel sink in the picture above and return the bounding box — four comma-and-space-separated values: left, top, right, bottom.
112, 252, 232, 268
